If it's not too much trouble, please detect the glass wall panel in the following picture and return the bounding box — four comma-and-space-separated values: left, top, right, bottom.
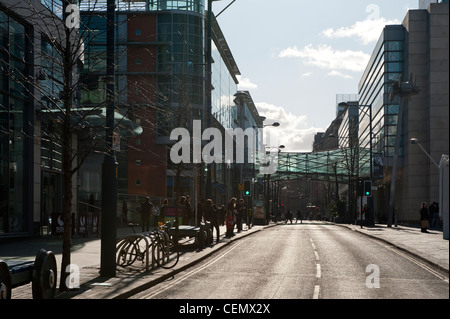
0, 12, 28, 234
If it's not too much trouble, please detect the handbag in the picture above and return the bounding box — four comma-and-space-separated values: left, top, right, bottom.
421, 220, 429, 229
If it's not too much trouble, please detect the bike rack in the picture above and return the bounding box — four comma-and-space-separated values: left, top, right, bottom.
116, 228, 174, 271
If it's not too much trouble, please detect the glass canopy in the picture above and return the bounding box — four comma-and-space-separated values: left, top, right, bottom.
259, 148, 371, 183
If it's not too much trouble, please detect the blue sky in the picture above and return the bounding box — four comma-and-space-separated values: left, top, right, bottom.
212, 0, 416, 152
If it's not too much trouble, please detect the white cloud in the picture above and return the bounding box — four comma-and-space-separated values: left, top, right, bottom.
237, 75, 258, 90
279, 44, 370, 73
327, 70, 353, 79
321, 17, 400, 45
256, 102, 323, 152
302, 72, 313, 78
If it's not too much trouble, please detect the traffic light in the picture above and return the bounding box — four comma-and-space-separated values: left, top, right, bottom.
244, 180, 251, 196
364, 180, 372, 197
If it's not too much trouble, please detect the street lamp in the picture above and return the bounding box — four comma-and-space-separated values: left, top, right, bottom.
100, 0, 117, 277
410, 138, 439, 169
264, 122, 280, 128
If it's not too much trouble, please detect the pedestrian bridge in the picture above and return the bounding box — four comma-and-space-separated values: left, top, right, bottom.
261, 148, 371, 183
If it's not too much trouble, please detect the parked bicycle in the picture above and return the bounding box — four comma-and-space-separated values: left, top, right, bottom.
115, 227, 179, 270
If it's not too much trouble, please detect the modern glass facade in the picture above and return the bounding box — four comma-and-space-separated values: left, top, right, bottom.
80, 0, 204, 14
358, 25, 405, 178
211, 40, 238, 130
0, 10, 31, 234
156, 11, 205, 136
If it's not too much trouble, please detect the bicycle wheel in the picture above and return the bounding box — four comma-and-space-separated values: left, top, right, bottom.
153, 239, 179, 269
116, 238, 138, 267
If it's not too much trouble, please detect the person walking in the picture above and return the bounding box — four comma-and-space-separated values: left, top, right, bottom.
185, 195, 193, 225
179, 196, 186, 226
420, 202, 430, 233
236, 199, 246, 233
159, 198, 168, 226
121, 200, 128, 226
226, 197, 236, 237
197, 199, 205, 226
205, 199, 220, 243
430, 201, 440, 228
218, 204, 226, 226
285, 210, 293, 224
296, 209, 303, 224
141, 197, 153, 232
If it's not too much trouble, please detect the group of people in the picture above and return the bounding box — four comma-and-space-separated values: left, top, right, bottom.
133, 195, 252, 243
419, 201, 440, 233
283, 209, 303, 224
198, 197, 252, 241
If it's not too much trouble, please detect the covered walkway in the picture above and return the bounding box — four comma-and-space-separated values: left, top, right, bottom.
263, 148, 371, 183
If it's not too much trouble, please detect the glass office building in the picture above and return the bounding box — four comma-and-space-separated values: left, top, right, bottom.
0, 10, 32, 235
357, 1, 449, 223
358, 25, 405, 178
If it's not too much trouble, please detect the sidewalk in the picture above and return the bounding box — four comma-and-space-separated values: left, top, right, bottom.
338, 223, 449, 273
2, 223, 272, 299
1, 221, 448, 299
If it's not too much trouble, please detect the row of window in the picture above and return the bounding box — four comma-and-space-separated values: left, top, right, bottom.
80, 0, 205, 14
0, 10, 28, 234
358, 38, 404, 167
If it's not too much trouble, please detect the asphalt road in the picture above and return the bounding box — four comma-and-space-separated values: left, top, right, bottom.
131, 222, 449, 299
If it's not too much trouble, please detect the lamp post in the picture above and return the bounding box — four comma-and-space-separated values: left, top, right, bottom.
411, 139, 449, 240
410, 138, 439, 169
100, 0, 117, 277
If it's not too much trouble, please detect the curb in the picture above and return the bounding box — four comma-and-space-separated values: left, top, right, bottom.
114, 223, 278, 299
335, 223, 449, 274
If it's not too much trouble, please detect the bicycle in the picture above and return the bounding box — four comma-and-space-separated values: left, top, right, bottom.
115, 229, 179, 270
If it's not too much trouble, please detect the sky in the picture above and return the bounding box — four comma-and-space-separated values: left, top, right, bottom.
212, 0, 417, 152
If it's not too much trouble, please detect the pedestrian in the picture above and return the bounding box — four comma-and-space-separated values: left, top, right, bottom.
246, 206, 252, 230
185, 195, 193, 225
197, 199, 205, 226
205, 199, 220, 243
420, 202, 430, 233
121, 200, 128, 226
286, 210, 293, 224
179, 196, 186, 226
141, 196, 153, 232
296, 209, 303, 224
430, 201, 440, 228
218, 204, 226, 226
226, 197, 237, 237
236, 198, 246, 233
160, 198, 168, 226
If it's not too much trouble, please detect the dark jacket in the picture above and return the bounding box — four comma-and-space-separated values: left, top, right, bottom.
420, 207, 429, 221
204, 205, 219, 224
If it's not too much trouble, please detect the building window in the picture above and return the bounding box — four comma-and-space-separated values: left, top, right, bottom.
136, 180, 141, 186
136, 160, 142, 166
136, 29, 141, 35
0, 11, 30, 234
136, 58, 142, 65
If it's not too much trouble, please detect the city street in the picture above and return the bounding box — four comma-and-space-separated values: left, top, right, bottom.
131, 222, 449, 299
